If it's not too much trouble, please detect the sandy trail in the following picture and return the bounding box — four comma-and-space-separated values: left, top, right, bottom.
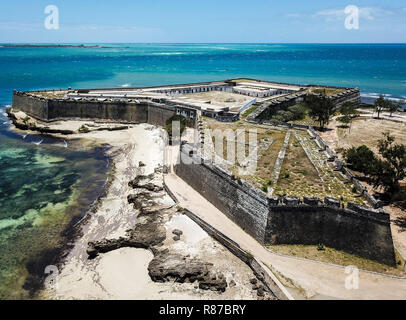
164, 172, 406, 300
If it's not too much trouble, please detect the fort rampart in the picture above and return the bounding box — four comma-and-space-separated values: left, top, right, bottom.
11, 87, 395, 266
12, 90, 195, 128
175, 144, 396, 266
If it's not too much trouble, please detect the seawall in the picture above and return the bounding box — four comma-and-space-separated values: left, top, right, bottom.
12, 90, 195, 128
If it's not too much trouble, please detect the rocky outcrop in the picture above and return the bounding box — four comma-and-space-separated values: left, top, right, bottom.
128, 174, 163, 192
148, 253, 227, 292
86, 170, 228, 293
87, 216, 166, 259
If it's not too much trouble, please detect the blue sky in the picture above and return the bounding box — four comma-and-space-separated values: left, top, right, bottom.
0, 0, 405, 43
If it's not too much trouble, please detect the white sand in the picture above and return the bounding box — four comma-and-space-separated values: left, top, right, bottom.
37, 121, 259, 300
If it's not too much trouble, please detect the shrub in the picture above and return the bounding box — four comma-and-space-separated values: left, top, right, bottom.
317, 243, 325, 251
343, 145, 378, 175
22, 116, 32, 125
245, 251, 254, 261
79, 125, 90, 133
287, 104, 307, 121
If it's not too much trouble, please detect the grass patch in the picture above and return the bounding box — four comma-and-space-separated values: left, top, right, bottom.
242, 104, 260, 118
268, 244, 405, 276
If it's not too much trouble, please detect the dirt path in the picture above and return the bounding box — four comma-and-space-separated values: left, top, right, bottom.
164, 173, 406, 300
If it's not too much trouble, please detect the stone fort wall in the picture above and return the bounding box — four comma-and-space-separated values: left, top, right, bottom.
12, 90, 396, 265
12, 90, 195, 128
175, 144, 396, 266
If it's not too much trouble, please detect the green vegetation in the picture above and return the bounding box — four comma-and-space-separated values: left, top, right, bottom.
344, 132, 406, 197
78, 124, 90, 133
343, 145, 377, 175
305, 94, 335, 129
373, 95, 402, 118
272, 104, 307, 123
309, 87, 344, 97
268, 244, 405, 276
22, 116, 31, 125
337, 101, 360, 131
242, 104, 259, 118
245, 251, 254, 261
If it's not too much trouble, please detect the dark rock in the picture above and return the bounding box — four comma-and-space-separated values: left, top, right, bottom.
324, 197, 340, 208
268, 196, 279, 206
199, 272, 227, 293
87, 238, 125, 259
139, 161, 146, 167
127, 192, 154, 209
229, 280, 236, 287
128, 174, 154, 188
86, 219, 166, 258
282, 196, 301, 206
148, 254, 227, 292
257, 287, 265, 297
128, 174, 163, 192
250, 278, 258, 285
173, 235, 181, 241
141, 183, 164, 192
172, 229, 183, 236
303, 197, 320, 206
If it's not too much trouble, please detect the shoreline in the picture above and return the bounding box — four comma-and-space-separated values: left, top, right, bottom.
1, 119, 115, 299
7, 115, 267, 300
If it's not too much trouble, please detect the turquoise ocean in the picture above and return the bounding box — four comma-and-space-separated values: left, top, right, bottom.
0, 43, 405, 299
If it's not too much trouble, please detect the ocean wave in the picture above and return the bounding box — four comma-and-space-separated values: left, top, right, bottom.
361, 93, 406, 104
121, 83, 131, 88
32, 139, 43, 146
152, 52, 184, 55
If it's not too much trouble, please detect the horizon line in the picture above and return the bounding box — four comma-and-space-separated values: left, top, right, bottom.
1, 42, 406, 45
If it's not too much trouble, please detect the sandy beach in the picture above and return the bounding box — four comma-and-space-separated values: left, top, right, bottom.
23, 120, 265, 300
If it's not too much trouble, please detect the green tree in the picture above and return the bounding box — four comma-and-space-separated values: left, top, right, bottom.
339, 101, 360, 132
372, 133, 406, 195
343, 145, 378, 175
387, 101, 398, 117
374, 95, 389, 119
306, 94, 335, 129
337, 115, 351, 128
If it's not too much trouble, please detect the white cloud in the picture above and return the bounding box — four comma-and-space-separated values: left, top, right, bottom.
313, 7, 393, 22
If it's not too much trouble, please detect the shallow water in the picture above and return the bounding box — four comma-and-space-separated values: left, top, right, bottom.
0, 106, 109, 299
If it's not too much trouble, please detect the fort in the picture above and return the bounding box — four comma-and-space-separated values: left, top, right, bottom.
10, 78, 396, 266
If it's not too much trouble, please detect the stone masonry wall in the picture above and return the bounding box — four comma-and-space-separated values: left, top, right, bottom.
174, 145, 270, 242
12, 90, 196, 128
12, 90, 49, 119
47, 99, 149, 123
175, 144, 396, 265
266, 201, 396, 266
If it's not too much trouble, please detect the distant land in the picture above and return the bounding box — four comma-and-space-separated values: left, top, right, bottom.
0, 44, 107, 48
